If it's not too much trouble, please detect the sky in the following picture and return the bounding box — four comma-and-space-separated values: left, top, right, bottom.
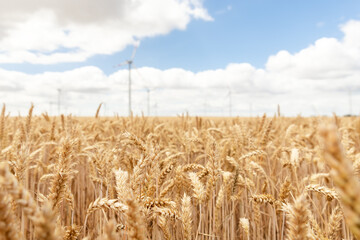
0, 0, 359, 116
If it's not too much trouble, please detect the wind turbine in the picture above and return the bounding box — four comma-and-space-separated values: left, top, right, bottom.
143, 87, 159, 116
57, 88, 62, 115
224, 80, 233, 117
349, 88, 353, 115
227, 89, 232, 117
131, 62, 156, 116
115, 42, 139, 116
146, 87, 150, 116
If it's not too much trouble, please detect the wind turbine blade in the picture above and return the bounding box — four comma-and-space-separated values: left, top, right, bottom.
114, 61, 128, 68
130, 45, 138, 60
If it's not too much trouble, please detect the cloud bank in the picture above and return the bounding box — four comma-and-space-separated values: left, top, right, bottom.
0, 0, 212, 64
0, 17, 359, 116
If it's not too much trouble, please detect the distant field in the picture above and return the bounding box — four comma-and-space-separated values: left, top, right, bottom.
0, 105, 360, 239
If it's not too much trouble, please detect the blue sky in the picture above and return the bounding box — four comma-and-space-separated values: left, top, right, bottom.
2, 0, 360, 74
134, 0, 360, 72
0, 0, 359, 116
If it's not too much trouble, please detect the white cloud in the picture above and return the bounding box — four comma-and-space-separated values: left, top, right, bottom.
0, 0, 212, 64
265, 19, 360, 95
1, 19, 360, 116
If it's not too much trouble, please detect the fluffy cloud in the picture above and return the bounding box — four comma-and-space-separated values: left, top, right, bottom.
265, 20, 360, 91
0, 19, 360, 116
0, 0, 212, 64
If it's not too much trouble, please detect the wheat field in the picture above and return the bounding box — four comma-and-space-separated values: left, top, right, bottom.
0, 104, 360, 240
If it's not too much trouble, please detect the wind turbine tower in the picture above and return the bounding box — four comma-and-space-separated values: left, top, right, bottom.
57, 88, 61, 115
349, 89, 353, 115
128, 59, 132, 116
115, 42, 139, 116
146, 88, 150, 116
143, 87, 158, 116
228, 90, 232, 117
225, 79, 233, 117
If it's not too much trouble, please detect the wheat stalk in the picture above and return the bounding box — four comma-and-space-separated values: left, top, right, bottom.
320, 124, 360, 239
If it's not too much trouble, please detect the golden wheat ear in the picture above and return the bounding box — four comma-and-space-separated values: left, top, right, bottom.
0, 162, 60, 240
0, 190, 21, 240
284, 194, 311, 240
319, 124, 360, 239
180, 193, 192, 240
239, 218, 250, 240
125, 199, 147, 240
